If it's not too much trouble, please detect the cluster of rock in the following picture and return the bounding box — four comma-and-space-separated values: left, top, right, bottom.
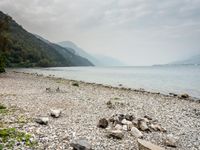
169, 93, 190, 99
97, 113, 178, 149
35, 110, 94, 150
46, 87, 61, 93
35, 109, 62, 125
106, 99, 126, 109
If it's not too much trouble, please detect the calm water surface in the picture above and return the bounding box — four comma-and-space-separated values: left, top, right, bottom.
17, 65, 200, 98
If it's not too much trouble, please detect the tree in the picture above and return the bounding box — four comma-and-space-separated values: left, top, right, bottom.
0, 15, 9, 73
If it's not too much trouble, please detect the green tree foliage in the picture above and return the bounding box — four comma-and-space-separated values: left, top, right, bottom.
0, 15, 9, 73
0, 11, 93, 69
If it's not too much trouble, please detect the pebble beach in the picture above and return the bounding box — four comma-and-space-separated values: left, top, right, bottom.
0, 71, 200, 150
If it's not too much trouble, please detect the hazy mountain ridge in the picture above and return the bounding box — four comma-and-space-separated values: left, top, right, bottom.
170, 54, 200, 65
0, 11, 93, 67
58, 41, 125, 66
93, 54, 125, 66
58, 41, 102, 66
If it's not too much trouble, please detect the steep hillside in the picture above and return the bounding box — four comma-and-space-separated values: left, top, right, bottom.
0, 11, 93, 67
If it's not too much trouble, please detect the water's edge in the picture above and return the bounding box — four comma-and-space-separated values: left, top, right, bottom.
11, 69, 200, 102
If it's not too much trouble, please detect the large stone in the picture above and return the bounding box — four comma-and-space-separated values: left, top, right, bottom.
121, 119, 132, 125
138, 139, 165, 150
70, 138, 93, 150
118, 114, 125, 122
122, 125, 128, 131
50, 109, 62, 118
144, 115, 153, 120
97, 118, 108, 129
169, 93, 178, 97
125, 114, 135, 121
164, 134, 178, 147
179, 94, 189, 99
121, 119, 133, 130
143, 118, 150, 123
138, 119, 149, 131
149, 124, 158, 131
149, 124, 167, 132
107, 130, 124, 139
114, 124, 123, 130
35, 117, 49, 125
131, 127, 143, 139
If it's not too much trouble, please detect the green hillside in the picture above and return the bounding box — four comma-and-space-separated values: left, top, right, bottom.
0, 11, 93, 68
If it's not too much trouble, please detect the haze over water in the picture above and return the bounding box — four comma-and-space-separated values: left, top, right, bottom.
18, 65, 200, 99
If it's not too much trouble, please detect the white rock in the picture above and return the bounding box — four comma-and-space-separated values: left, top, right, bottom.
138, 120, 149, 131
115, 124, 123, 130
35, 117, 49, 125
122, 125, 128, 131
131, 127, 143, 138
121, 119, 132, 125
132, 119, 138, 126
150, 124, 166, 132
143, 118, 150, 123
165, 134, 178, 147
121, 119, 133, 130
157, 125, 167, 132
107, 130, 124, 139
50, 109, 62, 118
149, 124, 158, 131
138, 139, 165, 150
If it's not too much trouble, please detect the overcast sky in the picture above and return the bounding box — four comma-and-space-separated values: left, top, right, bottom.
0, 0, 200, 65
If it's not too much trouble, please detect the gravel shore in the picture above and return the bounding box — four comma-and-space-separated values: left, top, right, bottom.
0, 71, 199, 150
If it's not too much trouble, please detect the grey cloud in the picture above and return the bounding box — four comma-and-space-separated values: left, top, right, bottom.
0, 0, 199, 65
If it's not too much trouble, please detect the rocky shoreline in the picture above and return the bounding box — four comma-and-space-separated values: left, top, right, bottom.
0, 71, 200, 149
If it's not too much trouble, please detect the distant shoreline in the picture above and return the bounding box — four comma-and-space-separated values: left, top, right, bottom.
11, 69, 200, 102
153, 64, 200, 67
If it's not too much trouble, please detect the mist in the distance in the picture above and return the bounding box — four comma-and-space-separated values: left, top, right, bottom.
0, 0, 200, 66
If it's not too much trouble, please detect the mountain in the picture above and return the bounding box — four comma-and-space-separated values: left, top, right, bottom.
93, 54, 125, 66
170, 54, 200, 65
34, 35, 93, 66
58, 41, 101, 65
58, 41, 125, 66
0, 11, 93, 67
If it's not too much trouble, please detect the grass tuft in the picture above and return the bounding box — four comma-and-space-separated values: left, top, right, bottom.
0, 104, 8, 114
0, 104, 6, 110
0, 128, 38, 149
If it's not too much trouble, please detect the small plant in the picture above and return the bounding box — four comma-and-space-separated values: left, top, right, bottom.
114, 97, 120, 100
0, 104, 6, 110
0, 144, 3, 150
0, 122, 5, 128
17, 115, 29, 124
0, 128, 38, 149
0, 104, 8, 114
56, 80, 61, 83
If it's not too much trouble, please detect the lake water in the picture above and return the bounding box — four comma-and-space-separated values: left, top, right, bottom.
17, 65, 200, 98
